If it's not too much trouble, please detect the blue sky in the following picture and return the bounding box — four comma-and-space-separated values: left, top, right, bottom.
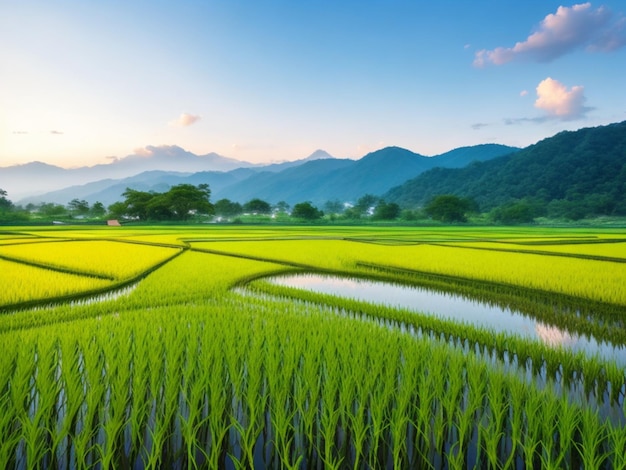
2, 1, 625, 168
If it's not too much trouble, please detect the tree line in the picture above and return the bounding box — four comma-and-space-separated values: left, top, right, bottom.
0, 186, 407, 224
3, 182, 617, 225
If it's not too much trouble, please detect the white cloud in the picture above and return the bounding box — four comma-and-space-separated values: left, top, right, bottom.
534, 77, 589, 120
133, 147, 154, 157
474, 3, 626, 66
520, 90, 529, 97
169, 113, 201, 127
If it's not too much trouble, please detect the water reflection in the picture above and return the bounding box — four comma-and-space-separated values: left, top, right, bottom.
269, 274, 626, 365
70, 283, 138, 306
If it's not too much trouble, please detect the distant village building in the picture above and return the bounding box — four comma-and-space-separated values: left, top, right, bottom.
107, 219, 121, 226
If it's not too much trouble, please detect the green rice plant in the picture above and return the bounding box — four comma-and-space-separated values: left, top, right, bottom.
242, 328, 268, 449
440, 355, 468, 469
126, 328, 154, 468
609, 422, 626, 469
552, 397, 581, 469
521, 389, 545, 470
202, 338, 231, 469
153, 327, 186, 468
410, 354, 437, 469
21, 336, 61, 468
74, 333, 108, 469
478, 372, 510, 470
317, 344, 344, 470
293, 327, 324, 466
53, 335, 88, 468
10, 339, 37, 468
447, 392, 478, 470
0, 336, 19, 468
177, 325, 209, 469
427, 350, 450, 466
368, 345, 399, 468
98, 332, 133, 469
266, 332, 302, 469
537, 389, 562, 469
575, 407, 610, 469
501, 379, 526, 469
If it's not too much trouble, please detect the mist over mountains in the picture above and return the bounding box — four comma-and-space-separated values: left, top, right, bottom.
0, 145, 260, 199
3, 144, 517, 207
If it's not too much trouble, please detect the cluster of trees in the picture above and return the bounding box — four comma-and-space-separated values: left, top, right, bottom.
1, 189, 109, 222
212, 194, 401, 222
0, 189, 28, 223
322, 195, 400, 221
0, 189, 11, 212
214, 198, 323, 221
108, 185, 213, 221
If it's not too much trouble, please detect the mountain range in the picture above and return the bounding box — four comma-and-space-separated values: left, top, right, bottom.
4, 120, 624, 218
0, 145, 260, 200
3, 144, 517, 206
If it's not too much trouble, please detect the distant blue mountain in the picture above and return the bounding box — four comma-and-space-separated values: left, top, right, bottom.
13, 143, 517, 206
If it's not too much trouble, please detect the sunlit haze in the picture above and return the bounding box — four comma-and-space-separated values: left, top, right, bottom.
2, 1, 625, 168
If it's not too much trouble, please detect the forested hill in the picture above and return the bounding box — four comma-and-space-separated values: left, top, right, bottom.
385, 121, 626, 218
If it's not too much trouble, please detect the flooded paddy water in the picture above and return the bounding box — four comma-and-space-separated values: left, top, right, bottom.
267, 273, 626, 366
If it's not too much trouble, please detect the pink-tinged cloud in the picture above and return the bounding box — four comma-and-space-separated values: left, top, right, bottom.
133, 147, 154, 157
169, 113, 201, 127
474, 3, 626, 66
534, 77, 588, 120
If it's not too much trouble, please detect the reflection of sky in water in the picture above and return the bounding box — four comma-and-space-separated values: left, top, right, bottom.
272, 274, 626, 365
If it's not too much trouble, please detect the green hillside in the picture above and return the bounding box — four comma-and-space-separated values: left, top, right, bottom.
385, 121, 626, 219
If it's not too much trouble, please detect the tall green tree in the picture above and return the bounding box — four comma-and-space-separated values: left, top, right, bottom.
243, 198, 271, 214
163, 184, 213, 220
107, 201, 128, 220
324, 199, 344, 215
354, 194, 378, 216
373, 200, 400, 220
291, 201, 323, 220
214, 198, 243, 217
38, 202, 67, 217
90, 201, 106, 218
68, 198, 90, 215
274, 201, 290, 214
424, 194, 475, 222
0, 189, 12, 212
122, 189, 155, 220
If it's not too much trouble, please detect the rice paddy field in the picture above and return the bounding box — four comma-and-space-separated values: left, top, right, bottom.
1, 225, 626, 469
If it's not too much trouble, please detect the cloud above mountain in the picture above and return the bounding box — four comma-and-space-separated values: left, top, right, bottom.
474, 3, 626, 66
534, 77, 590, 120
168, 113, 201, 127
